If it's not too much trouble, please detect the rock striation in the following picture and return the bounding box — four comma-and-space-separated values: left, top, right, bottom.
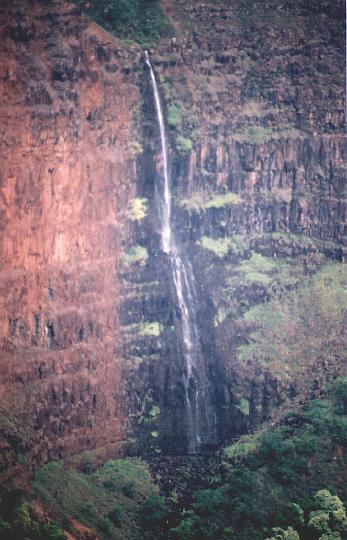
0, 0, 346, 463
0, 0, 140, 464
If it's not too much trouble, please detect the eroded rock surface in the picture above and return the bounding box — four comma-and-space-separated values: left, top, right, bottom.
0, 0, 140, 464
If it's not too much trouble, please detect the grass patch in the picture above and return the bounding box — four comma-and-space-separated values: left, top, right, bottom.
233, 126, 303, 144
236, 252, 275, 287
138, 322, 161, 337
199, 235, 248, 258
226, 250, 326, 297
199, 236, 230, 258
234, 125, 274, 144
123, 245, 148, 267
180, 191, 242, 213
127, 198, 148, 221
214, 306, 238, 327
204, 192, 243, 209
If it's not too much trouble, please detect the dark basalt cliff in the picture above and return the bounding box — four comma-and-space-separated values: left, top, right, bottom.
0, 0, 346, 474
119, 0, 346, 453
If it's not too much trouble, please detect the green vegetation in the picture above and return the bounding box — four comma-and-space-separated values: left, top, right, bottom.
210, 235, 331, 326
180, 191, 242, 213
138, 322, 162, 337
33, 458, 162, 539
199, 235, 248, 258
176, 134, 193, 153
0, 501, 66, 540
204, 192, 243, 209
123, 245, 148, 266
237, 263, 347, 377
226, 250, 309, 294
237, 251, 275, 286
167, 104, 193, 153
251, 232, 319, 256
237, 397, 250, 416
73, 0, 172, 47
214, 306, 238, 326
167, 104, 184, 128
127, 197, 148, 221
1, 380, 346, 540
167, 378, 347, 540
223, 432, 262, 461
200, 236, 230, 257
234, 125, 275, 144
233, 126, 303, 144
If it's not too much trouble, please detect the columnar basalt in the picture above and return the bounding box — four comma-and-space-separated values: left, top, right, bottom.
0, 0, 345, 468
0, 0, 140, 464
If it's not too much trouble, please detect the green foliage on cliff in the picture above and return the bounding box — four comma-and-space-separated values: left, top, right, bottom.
123, 245, 148, 266
127, 197, 148, 221
227, 250, 312, 294
204, 192, 243, 209
74, 0, 172, 47
2, 381, 346, 540
199, 235, 248, 258
138, 321, 162, 337
237, 397, 250, 416
176, 134, 193, 153
233, 125, 303, 144
211, 234, 335, 328
238, 263, 347, 377
180, 191, 242, 213
199, 236, 231, 257
167, 104, 184, 128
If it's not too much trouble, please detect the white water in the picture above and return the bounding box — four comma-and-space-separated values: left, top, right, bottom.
144, 51, 172, 254
145, 51, 202, 452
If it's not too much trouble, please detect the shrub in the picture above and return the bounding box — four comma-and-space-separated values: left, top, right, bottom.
176, 135, 193, 153
168, 104, 183, 128
139, 494, 169, 536
41, 522, 67, 540
123, 245, 148, 266
74, 0, 172, 47
107, 505, 124, 528
127, 198, 148, 221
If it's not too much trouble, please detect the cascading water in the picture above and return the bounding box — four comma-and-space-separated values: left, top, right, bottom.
145, 51, 215, 453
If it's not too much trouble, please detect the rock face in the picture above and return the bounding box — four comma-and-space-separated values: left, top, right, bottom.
118, 0, 346, 453
0, 0, 140, 463
0, 0, 346, 463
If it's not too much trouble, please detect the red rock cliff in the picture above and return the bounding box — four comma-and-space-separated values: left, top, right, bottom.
0, 0, 140, 463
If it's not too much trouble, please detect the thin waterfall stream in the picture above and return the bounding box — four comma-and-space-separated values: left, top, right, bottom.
145, 51, 215, 453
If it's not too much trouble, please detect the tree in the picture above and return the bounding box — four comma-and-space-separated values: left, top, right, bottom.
265, 526, 300, 540
308, 490, 347, 539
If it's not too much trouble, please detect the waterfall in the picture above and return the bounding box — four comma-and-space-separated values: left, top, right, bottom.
145, 51, 214, 453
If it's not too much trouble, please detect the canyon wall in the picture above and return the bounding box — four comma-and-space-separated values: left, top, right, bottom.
118, 0, 346, 453
0, 0, 346, 464
0, 0, 140, 465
